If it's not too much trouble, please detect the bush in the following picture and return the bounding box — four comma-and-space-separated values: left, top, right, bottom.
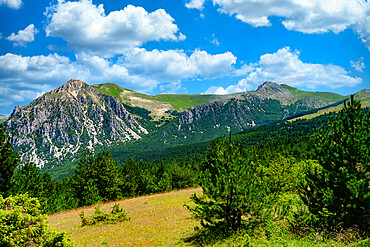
186, 134, 276, 233
0, 194, 73, 246
79, 203, 130, 226
301, 96, 370, 232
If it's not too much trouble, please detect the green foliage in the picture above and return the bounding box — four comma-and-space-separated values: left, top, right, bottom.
79, 203, 130, 226
260, 155, 305, 194
301, 96, 370, 231
71, 151, 119, 206
0, 124, 19, 196
187, 134, 276, 233
11, 162, 58, 214
0, 194, 73, 246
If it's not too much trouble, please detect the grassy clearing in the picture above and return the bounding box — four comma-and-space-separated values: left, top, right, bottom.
48, 187, 201, 246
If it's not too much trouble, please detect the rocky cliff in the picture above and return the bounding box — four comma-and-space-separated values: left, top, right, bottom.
175, 81, 341, 135
5, 79, 148, 168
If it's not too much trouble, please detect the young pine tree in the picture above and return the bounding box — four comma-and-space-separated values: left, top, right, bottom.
301, 96, 370, 231
0, 124, 19, 196
187, 134, 274, 233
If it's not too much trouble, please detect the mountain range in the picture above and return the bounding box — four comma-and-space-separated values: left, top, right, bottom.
4, 79, 367, 178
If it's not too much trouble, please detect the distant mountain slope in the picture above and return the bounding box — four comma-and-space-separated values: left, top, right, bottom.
93, 83, 232, 120
93, 82, 345, 121
148, 81, 345, 145
5, 79, 147, 168
0, 115, 8, 123
291, 89, 370, 121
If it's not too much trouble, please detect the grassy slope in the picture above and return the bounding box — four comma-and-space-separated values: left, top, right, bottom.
291, 89, 370, 121
280, 84, 345, 102
92, 83, 226, 120
48, 187, 202, 246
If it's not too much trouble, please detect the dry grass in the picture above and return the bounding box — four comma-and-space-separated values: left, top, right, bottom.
48, 187, 202, 247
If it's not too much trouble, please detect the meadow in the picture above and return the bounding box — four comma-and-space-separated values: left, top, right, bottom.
48, 188, 201, 246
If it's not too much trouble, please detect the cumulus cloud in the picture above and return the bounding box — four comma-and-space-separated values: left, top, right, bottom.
353, 11, 370, 50
202, 86, 228, 95
123, 48, 236, 81
6, 24, 38, 46
45, 0, 185, 56
204, 47, 362, 95
350, 58, 366, 72
0, 0, 22, 9
186, 0, 370, 49
186, 0, 206, 10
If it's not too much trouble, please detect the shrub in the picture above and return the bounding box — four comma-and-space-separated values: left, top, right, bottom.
186, 134, 276, 233
301, 96, 370, 232
0, 194, 73, 246
79, 203, 130, 226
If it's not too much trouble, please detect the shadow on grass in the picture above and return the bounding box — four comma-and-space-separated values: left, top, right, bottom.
182, 226, 251, 247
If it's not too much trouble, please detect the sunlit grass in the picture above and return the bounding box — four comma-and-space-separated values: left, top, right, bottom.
290, 101, 370, 121
48, 187, 201, 246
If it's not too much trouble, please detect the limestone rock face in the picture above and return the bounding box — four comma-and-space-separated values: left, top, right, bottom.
175, 81, 339, 137
5, 79, 147, 168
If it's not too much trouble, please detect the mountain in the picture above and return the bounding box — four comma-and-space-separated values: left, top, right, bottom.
92, 83, 233, 121
0, 115, 8, 124
5, 79, 147, 168
291, 89, 370, 121
4, 80, 348, 177
148, 81, 345, 145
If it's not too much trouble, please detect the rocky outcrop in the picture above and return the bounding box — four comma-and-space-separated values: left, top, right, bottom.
175, 81, 341, 137
5, 79, 148, 168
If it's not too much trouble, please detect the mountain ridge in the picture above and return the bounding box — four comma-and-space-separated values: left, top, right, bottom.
5, 79, 359, 176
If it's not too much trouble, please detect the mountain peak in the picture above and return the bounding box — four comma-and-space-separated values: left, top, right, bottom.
256, 81, 281, 92
47, 79, 92, 99
60, 79, 87, 91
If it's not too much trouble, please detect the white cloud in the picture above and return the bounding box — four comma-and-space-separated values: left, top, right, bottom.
210, 34, 220, 46
6, 24, 38, 46
187, 0, 370, 49
350, 58, 366, 72
233, 63, 256, 76
202, 86, 228, 95
353, 11, 370, 51
123, 48, 237, 81
205, 47, 362, 94
45, 1, 185, 57
0, 0, 22, 9
186, 0, 206, 10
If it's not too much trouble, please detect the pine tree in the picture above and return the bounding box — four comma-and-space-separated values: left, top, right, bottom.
302, 96, 370, 231
71, 151, 119, 206
187, 134, 274, 232
0, 124, 19, 196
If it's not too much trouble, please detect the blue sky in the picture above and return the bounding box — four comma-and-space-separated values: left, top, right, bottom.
0, 0, 369, 115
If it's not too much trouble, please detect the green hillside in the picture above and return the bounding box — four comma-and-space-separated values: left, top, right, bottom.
93, 83, 227, 120
280, 84, 346, 102
291, 89, 370, 121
